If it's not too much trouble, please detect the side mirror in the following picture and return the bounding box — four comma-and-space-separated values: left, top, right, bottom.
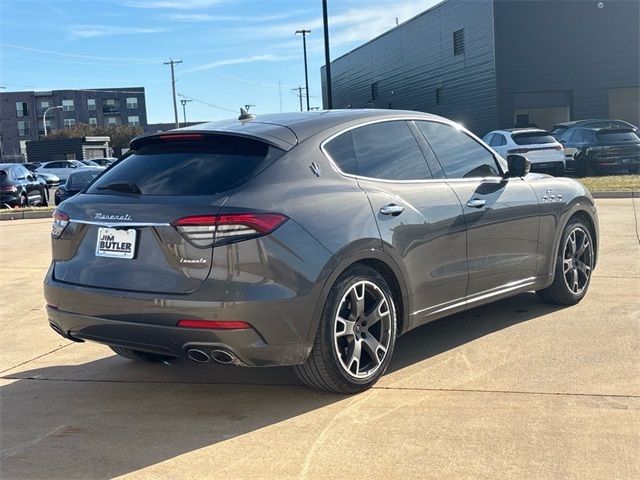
27, 174, 34, 181
559, 139, 566, 145
506, 154, 531, 177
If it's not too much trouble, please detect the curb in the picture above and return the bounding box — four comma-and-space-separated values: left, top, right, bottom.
592, 191, 638, 199
0, 210, 54, 221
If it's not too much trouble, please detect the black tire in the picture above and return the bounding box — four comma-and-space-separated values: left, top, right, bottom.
575, 155, 592, 177
537, 219, 595, 305
18, 193, 28, 208
109, 345, 173, 363
294, 265, 397, 394
628, 164, 639, 174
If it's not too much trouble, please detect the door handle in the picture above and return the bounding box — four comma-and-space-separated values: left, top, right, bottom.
380, 204, 405, 216
467, 199, 487, 208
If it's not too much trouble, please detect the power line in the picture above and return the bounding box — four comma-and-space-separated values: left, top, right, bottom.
164, 58, 183, 128
177, 93, 236, 113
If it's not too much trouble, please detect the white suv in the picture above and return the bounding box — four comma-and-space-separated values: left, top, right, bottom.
483, 128, 565, 176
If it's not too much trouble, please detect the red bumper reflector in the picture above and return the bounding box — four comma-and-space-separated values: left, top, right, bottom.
177, 320, 252, 330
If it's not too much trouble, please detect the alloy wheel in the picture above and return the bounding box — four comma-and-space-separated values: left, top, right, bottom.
333, 280, 393, 379
562, 227, 593, 295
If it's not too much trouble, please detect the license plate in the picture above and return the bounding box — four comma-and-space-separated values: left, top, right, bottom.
96, 227, 137, 259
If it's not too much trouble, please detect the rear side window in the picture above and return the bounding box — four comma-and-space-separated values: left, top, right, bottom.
350, 121, 432, 180
87, 136, 284, 196
512, 132, 556, 145
415, 121, 500, 178
324, 131, 358, 175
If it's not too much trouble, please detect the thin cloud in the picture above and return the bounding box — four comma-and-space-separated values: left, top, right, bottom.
0, 43, 163, 63
183, 54, 295, 74
122, 0, 224, 9
68, 25, 166, 39
165, 11, 311, 23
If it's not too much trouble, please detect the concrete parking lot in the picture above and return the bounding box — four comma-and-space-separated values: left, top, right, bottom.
1, 198, 638, 479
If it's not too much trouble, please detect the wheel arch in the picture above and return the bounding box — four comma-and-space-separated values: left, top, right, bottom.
306, 248, 411, 348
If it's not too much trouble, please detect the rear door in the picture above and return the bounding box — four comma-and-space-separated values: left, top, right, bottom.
52, 133, 285, 295
414, 120, 540, 298
324, 120, 468, 322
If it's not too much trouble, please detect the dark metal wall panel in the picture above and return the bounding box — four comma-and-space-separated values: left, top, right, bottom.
26, 138, 83, 163
494, 0, 640, 128
322, 0, 498, 135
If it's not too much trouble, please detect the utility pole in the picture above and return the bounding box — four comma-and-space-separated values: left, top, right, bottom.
180, 99, 192, 127
295, 29, 311, 111
164, 59, 183, 128
322, 0, 333, 109
291, 86, 306, 112
278, 79, 283, 113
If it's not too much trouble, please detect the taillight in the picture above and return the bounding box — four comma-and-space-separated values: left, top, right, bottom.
51, 209, 70, 238
177, 320, 252, 330
174, 213, 287, 247
507, 148, 530, 154
0, 185, 17, 192
553, 145, 563, 151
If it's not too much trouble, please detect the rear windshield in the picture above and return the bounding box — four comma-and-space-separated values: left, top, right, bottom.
596, 131, 639, 142
68, 170, 103, 188
87, 136, 284, 196
512, 132, 556, 145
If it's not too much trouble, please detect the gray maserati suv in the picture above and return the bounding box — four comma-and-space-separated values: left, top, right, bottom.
45, 110, 598, 393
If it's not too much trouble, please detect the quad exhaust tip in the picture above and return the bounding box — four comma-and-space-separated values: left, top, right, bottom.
185, 348, 210, 363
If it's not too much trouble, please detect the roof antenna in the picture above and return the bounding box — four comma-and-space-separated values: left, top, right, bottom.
238, 107, 255, 121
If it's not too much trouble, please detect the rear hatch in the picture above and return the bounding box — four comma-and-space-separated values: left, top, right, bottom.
509, 131, 563, 162
52, 133, 285, 294
591, 129, 640, 161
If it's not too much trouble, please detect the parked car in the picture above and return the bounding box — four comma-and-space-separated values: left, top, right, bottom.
91, 157, 118, 167
559, 126, 640, 176
45, 110, 599, 393
0, 163, 48, 208
552, 119, 637, 139
54, 167, 105, 205
24, 162, 60, 187
35, 160, 88, 182
482, 128, 565, 175
79, 159, 102, 167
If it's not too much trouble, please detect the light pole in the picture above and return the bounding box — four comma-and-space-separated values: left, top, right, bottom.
43, 105, 63, 136
180, 99, 192, 127
322, 0, 333, 109
295, 29, 311, 111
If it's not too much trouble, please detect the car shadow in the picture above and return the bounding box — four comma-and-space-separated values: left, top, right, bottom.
0, 292, 564, 479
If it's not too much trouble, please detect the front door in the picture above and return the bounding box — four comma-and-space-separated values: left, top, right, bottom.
414, 120, 540, 298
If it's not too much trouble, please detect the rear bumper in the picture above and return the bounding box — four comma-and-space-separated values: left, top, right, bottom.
47, 305, 308, 366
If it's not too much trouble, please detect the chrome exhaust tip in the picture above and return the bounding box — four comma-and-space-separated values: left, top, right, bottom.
210, 349, 235, 365
186, 348, 210, 363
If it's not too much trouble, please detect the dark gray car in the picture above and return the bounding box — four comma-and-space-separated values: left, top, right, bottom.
44, 110, 599, 393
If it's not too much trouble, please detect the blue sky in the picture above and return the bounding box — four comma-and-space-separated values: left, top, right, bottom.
0, 0, 441, 123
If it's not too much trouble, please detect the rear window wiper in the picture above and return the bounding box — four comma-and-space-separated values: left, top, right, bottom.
96, 181, 141, 194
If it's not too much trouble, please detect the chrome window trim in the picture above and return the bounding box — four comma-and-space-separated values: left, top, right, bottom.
319, 116, 506, 183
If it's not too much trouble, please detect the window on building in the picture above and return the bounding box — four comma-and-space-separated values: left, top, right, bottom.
40, 100, 50, 113
436, 87, 443, 105
62, 99, 74, 111
87, 99, 96, 111
103, 99, 118, 113
126, 97, 138, 109
38, 119, 53, 135
89, 117, 98, 125
18, 121, 31, 137
107, 117, 118, 125
453, 29, 464, 55
415, 121, 500, 179
16, 102, 28, 117
64, 119, 76, 128
127, 115, 140, 126
370, 82, 379, 102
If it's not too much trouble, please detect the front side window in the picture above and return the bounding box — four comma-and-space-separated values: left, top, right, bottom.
416, 121, 500, 179
350, 121, 432, 180
493, 134, 507, 146
126, 97, 138, 109
62, 100, 74, 111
